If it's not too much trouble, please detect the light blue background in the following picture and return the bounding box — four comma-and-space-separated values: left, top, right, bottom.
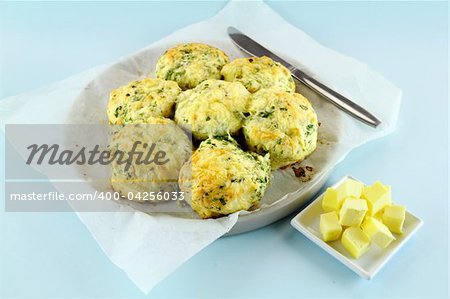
0, 1, 448, 298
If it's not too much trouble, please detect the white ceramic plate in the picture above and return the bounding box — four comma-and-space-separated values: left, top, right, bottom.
71, 42, 346, 236
290, 175, 423, 279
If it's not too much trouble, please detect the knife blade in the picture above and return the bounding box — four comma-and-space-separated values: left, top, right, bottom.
227, 26, 381, 128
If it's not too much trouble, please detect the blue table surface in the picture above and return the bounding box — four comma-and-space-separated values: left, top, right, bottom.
0, 1, 448, 298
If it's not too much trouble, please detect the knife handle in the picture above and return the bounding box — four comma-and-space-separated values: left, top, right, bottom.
291, 69, 381, 128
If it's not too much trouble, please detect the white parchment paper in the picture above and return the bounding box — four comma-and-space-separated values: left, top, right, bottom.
0, 1, 401, 293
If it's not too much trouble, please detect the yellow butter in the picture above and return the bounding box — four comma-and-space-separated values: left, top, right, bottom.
373, 210, 384, 222
362, 217, 396, 248
322, 188, 341, 212
320, 211, 342, 242
383, 205, 406, 234
362, 181, 392, 216
341, 227, 371, 259
339, 198, 368, 227
336, 178, 364, 202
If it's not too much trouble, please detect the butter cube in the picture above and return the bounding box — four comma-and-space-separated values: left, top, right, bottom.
339, 198, 368, 227
341, 227, 371, 259
373, 210, 384, 222
362, 217, 396, 248
362, 181, 392, 216
383, 205, 406, 234
336, 178, 364, 202
322, 188, 341, 212
320, 212, 342, 242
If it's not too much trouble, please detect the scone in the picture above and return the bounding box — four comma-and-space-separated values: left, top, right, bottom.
243, 89, 318, 169
221, 56, 296, 93
155, 43, 229, 90
174, 79, 251, 140
107, 78, 181, 124
110, 117, 192, 199
179, 137, 271, 218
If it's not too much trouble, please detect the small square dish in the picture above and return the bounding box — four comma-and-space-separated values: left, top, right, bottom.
290, 175, 423, 279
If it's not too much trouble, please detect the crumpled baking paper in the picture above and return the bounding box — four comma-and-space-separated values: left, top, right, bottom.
0, 0, 401, 293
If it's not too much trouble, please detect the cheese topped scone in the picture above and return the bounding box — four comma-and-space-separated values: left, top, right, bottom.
179, 137, 271, 218
174, 79, 251, 140
107, 78, 181, 124
110, 117, 191, 199
155, 43, 229, 90
243, 89, 318, 169
221, 56, 296, 93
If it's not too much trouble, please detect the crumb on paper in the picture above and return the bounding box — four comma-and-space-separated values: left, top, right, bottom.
317, 138, 330, 146
292, 166, 305, 177
292, 165, 315, 182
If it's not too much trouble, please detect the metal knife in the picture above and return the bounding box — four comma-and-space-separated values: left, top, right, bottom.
227, 26, 381, 128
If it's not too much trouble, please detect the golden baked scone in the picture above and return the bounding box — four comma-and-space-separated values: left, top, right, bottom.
107, 78, 181, 124
179, 137, 271, 218
221, 56, 296, 93
110, 117, 191, 199
155, 43, 229, 90
243, 89, 318, 169
174, 79, 251, 140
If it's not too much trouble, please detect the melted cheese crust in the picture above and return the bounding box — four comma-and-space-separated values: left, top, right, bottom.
179, 137, 271, 218
174, 79, 251, 140
221, 56, 296, 93
107, 78, 181, 124
110, 117, 192, 199
155, 43, 229, 90
243, 89, 318, 169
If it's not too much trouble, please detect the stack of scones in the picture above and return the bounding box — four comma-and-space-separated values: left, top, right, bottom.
107, 43, 318, 219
